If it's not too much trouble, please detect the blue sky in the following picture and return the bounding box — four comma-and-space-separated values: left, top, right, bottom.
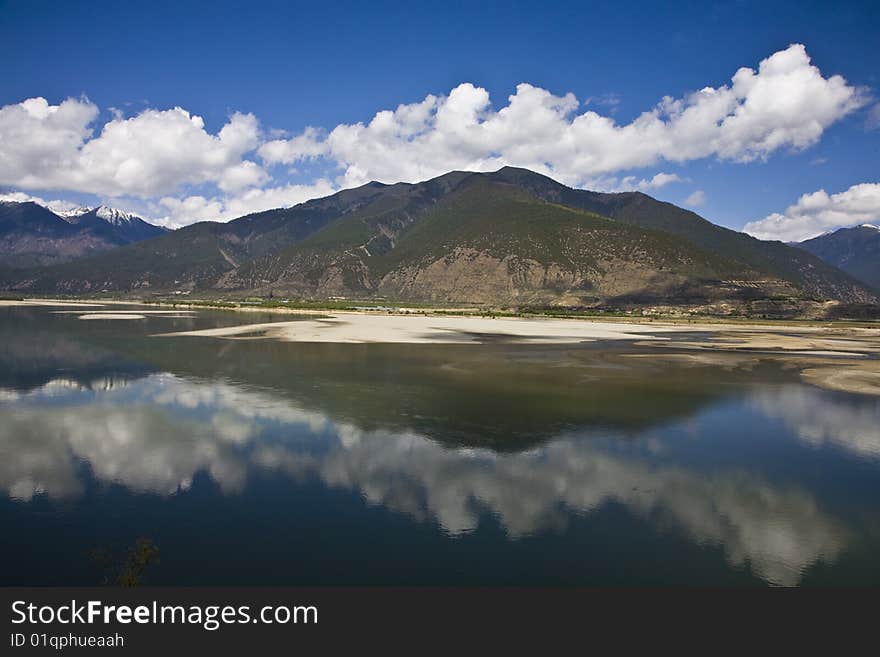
0, 0, 878, 239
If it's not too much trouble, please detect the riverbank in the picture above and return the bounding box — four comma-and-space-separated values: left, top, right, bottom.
153, 309, 880, 397
5, 296, 880, 328
4, 297, 879, 396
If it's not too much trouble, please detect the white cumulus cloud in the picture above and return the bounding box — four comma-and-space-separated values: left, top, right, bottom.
0, 44, 869, 228
259, 44, 867, 189
156, 180, 336, 228
0, 97, 99, 189
0, 190, 79, 214
589, 172, 685, 193
743, 182, 880, 241
636, 172, 683, 190
684, 190, 707, 207
0, 100, 266, 198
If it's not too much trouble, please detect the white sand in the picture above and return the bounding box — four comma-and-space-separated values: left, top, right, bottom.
0, 300, 105, 307
53, 309, 193, 315
155, 312, 880, 369
78, 313, 147, 320
158, 313, 682, 344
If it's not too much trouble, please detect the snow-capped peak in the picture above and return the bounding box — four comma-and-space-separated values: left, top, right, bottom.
56, 204, 142, 226
859, 223, 879, 231
95, 206, 136, 225
57, 206, 92, 219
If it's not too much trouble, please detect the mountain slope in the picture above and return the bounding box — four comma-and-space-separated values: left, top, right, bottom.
6, 186, 418, 292
797, 225, 880, 291
224, 168, 875, 305
0, 201, 166, 268
228, 175, 766, 305
2, 168, 876, 308
1, 201, 100, 268
478, 168, 872, 302
12, 222, 246, 292
64, 206, 166, 244
11, 178, 454, 293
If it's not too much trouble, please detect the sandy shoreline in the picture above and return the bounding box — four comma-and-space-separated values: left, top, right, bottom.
77, 313, 148, 320
0, 299, 108, 307
5, 298, 879, 395
5, 298, 879, 351
154, 310, 880, 351
154, 310, 880, 395
158, 313, 687, 344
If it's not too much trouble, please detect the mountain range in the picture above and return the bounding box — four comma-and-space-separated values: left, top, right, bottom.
0, 201, 165, 268
1, 167, 877, 312
796, 224, 880, 292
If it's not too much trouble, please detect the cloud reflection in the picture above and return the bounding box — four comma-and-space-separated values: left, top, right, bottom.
751, 386, 880, 459
0, 374, 860, 585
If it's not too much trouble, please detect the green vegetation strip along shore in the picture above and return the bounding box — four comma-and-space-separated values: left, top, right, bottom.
11, 294, 880, 329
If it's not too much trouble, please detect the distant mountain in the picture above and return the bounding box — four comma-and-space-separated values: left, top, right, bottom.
0, 201, 166, 267
0, 201, 96, 268
797, 224, 880, 291
62, 206, 167, 243
2, 168, 875, 310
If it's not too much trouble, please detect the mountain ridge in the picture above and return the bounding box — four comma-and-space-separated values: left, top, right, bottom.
1, 168, 876, 311
797, 224, 880, 291
0, 200, 166, 268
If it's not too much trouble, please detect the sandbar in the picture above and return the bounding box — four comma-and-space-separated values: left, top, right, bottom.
156, 311, 880, 396
157, 313, 684, 344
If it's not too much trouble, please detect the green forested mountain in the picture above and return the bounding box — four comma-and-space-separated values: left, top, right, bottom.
2, 168, 875, 307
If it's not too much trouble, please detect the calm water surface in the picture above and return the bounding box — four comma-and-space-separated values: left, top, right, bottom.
1, 305, 879, 587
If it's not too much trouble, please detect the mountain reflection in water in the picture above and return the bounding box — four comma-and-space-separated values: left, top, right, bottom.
1, 306, 879, 587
